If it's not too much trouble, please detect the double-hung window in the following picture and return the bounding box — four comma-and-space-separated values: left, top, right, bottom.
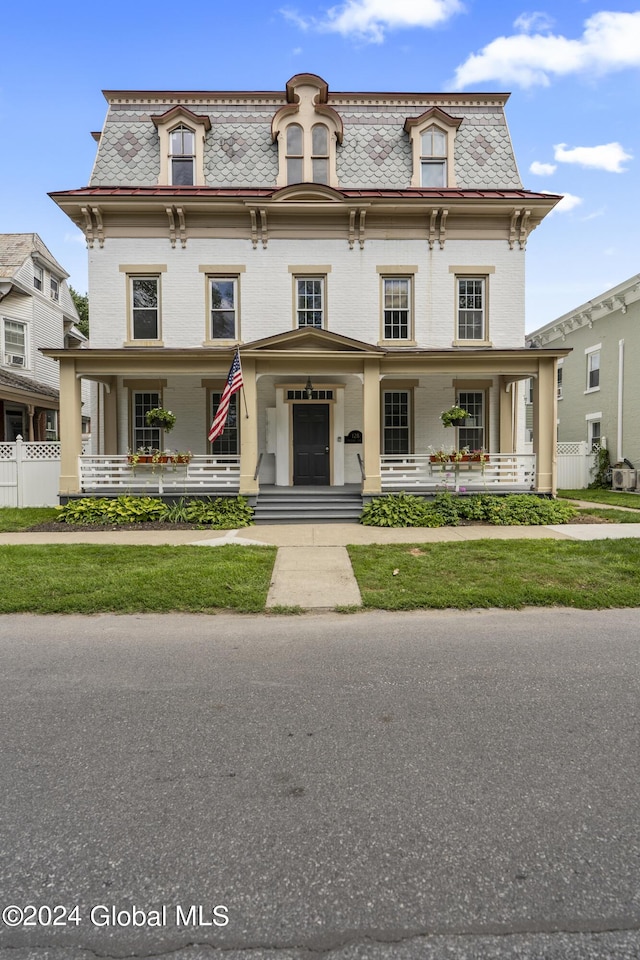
421, 126, 447, 187
586, 348, 600, 391
383, 390, 410, 455
210, 278, 238, 339
132, 391, 161, 450
456, 391, 485, 450
210, 391, 238, 454
557, 364, 563, 400
296, 277, 324, 328
3, 319, 26, 367
50, 277, 59, 301
311, 124, 329, 184
33, 264, 43, 291
457, 278, 485, 341
131, 277, 160, 340
383, 277, 411, 341
169, 125, 195, 185
286, 124, 304, 185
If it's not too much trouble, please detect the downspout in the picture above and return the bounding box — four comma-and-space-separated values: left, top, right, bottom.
617, 339, 624, 462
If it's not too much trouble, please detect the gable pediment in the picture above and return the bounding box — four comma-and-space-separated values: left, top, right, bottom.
271, 184, 344, 203
244, 327, 382, 354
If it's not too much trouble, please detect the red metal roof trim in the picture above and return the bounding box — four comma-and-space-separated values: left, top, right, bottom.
50, 186, 562, 201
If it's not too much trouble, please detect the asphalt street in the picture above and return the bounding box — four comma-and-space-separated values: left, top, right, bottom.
0, 609, 639, 960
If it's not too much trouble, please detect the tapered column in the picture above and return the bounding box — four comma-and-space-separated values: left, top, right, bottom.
499, 376, 514, 452
362, 358, 381, 495
239, 358, 259, 495
533, 357, 557, 494
59, 357, 83, 494
103, 379, 118, 454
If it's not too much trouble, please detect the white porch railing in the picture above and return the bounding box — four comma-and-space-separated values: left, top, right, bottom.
380, 453, 536, 492
80, 455, 240, 494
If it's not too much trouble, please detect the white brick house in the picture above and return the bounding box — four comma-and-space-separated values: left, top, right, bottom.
47, 73, 567, 500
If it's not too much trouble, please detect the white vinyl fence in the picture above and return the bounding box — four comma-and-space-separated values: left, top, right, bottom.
0, 438, 87, 507
556, 441, 598, 490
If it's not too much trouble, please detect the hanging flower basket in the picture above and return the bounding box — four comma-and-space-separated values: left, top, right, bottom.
145, 407, 176, 432
440, 406, 471, 428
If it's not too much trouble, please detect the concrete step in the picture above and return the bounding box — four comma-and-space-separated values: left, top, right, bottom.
253, 491, 363, 524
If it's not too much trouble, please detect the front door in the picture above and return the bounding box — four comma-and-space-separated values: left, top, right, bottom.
293, 404, 330, 485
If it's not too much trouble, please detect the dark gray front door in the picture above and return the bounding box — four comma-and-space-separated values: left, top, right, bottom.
293, 404, 330, 485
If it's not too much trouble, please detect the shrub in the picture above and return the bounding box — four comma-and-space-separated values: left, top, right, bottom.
184, 496, 254, 528
360, 492, 577, 527
360, 493, 443, 527
58, 496, 168, 525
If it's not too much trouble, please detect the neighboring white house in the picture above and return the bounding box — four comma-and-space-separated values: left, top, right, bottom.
47, 72, 567, 502
528, 273, 640, 488
0, 233, 89, 442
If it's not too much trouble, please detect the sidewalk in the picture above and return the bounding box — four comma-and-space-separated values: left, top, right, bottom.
3, 520, 640, 610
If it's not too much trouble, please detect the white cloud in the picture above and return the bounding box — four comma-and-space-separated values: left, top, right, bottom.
284, 0, 464, 43
513, 12, 554, 34
543, 191, 583, 214
452, 10, 640, 88
529, 161, 557, 176
554, 142, 632, 173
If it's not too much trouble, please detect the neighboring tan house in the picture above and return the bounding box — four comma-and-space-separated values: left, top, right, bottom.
528, 273, 640, 484
46, 72, 567, 510
0, 233, 86, 442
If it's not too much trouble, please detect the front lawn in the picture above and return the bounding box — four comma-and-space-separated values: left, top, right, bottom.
0, 545, 275, 614
578, 508, 640, 524
348, 539, 640, 611
0, 507, 59, 531
558, 489, 640, 509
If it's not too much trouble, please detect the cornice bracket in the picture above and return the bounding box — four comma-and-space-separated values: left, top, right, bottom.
439, 209, 448, 249
428, 209, 438, 250
249, 209, 258, 249
81, 207, 95, 248
176, 206, 186, 248
358, 209, 366, 249
260, 208, 268, 248
166, 207, 176, 248
509, 208, 520, 250
348, 209, 356, 249
519, 209, 531, 250
91, 207, 104, 248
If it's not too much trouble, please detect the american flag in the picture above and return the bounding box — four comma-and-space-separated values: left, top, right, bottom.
208, 349, 244, 443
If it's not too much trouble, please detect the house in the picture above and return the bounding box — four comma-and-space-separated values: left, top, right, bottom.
46, 73, 568, 509
0, 233, 87, 442
527, 273, 640, 485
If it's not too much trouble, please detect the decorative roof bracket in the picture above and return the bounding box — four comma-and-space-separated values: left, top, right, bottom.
91, 207, 104, 248
166, 207, 176, 248
81, 207, 95, 248
176, 207, 186, 248
439, 209, 448, 249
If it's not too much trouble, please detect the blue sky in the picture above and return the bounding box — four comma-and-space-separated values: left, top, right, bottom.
2, 0, 639, 331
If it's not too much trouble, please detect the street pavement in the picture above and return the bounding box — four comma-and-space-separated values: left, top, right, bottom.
1, 609, 639, 959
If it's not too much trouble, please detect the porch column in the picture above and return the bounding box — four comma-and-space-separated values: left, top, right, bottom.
239, 358, 259, 495
103, 379, 118, 454
59, 357, 83, 495
533, 357, 557, 495
498, 377, 514, 452
362, 358, 381, 495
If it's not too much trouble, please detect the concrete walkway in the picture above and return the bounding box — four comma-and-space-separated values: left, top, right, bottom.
3, 515, 640, 610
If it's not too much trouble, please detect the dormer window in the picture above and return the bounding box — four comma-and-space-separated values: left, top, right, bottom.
169, 125, 195, 185
273, 74, 343, 188
404, 106, 462, 189
420, 126, 447, 187
151, 106, 211, 187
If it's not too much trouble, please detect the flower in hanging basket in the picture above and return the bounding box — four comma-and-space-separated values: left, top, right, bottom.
145, 407, 176, 432
440, 406, 471, 427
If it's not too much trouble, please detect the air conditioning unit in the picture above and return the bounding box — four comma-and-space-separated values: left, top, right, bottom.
9, 355, 24, 366
612, 468, 637, 491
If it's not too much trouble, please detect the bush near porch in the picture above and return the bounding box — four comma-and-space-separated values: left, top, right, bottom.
360, 492, 577, 527
56, 495, 254, 528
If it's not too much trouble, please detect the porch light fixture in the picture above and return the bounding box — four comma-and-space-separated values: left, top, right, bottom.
304, 376, 314, 400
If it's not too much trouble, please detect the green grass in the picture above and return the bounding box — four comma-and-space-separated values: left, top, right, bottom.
347, 539, 640, 611
578, 508, 640, 523
558, 489, 640, 509
0, 545, 276, 614
0, 507, 59, 531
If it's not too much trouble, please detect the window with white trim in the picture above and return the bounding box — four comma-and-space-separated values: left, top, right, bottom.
296, 277, 324, 328
383, 278, 411, 340
456, 391, 485, 450
557, 364, 563, 400
169, 124, 195, 185
286, 124, 304, 185
3, 319, 27, 368
210, 392, 238, 454
586, 349, 600, 391
50, 277, 59, 301
383, 390, 410, 455
589, 419, 601, 450
45, 410, 58, 441
130, 276, 160, 340
457, 278, 485, 341
33, 264, 43, 291
420, 126, 447, 187
132, 391, 161, 450
311, 124, 329, 184
210, 278, 238, 339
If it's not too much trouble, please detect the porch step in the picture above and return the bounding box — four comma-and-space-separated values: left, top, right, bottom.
253, 489, 363, 524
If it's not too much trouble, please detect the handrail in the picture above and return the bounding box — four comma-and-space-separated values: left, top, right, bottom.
254, 452, 263, 481
356, 452, 366, 481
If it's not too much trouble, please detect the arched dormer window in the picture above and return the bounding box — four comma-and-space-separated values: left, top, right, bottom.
169, 124, 195, 185
286, 124, 304, 184
404, 106, 462, 189
151, 105, 211, 186
272, 74, 343, 188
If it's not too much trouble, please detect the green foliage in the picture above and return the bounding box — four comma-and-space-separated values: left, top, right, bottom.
440, 405, 471, 427
69, 286, 89, 338
360, 493, 441, 527
184, 496, 254, 528
588, 447, 611, 489
360, 492, 577, 527
559, 489, 640, 509
145, 407, 176, 432
57, 495, 254, 527
0, 507, 59, 531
